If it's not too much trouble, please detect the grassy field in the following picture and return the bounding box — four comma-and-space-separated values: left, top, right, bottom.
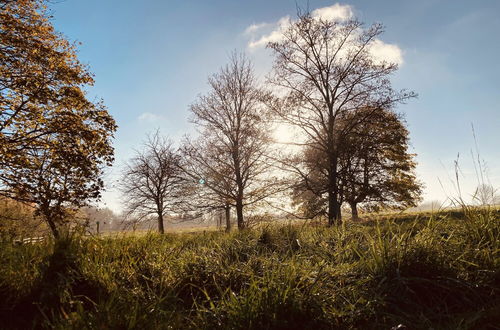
1, 207, 499, 329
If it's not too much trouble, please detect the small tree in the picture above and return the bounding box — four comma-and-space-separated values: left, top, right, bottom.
183, 52, 278, 230
337, 108, 422, 218
180, 137, 235, 232
7, 105, 115, 237
291, 108, 422, 220
289, 147, 329, 219
79, 206, 120, 233
121, 132, 184, 234
0, 106, 116, 238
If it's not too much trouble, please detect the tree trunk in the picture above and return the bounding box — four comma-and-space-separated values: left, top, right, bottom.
225, 204, 231, 232
236, 198, 244, 230
350, 202, 359, 220
47, 217, 60, 239
40, 205, 60, 239
328, 192, 337, 226
327, 156, 341, 226
157, 213, 165, 234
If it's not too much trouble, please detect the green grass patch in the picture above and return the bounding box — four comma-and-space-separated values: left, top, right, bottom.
1, 208, 499, 329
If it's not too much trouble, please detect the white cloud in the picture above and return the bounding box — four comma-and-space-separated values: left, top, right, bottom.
311, 3, 353, 22
248, 16, 291, 49
247, 4, 353, 50
244, 3, 404, 66
137, 112, 164, 122
369, 39, 404, 66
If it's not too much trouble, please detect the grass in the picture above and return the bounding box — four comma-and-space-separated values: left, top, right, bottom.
0, 207, 499, 329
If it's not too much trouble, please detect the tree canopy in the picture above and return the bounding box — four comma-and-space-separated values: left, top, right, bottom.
337, 108, 423, 217
0, 0, 116, 237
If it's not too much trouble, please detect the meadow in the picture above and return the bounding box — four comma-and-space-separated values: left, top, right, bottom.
1, 207, 499, 329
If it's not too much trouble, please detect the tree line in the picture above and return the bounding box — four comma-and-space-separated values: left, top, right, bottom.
0, 0, 422, 237
119, 16, 422, 231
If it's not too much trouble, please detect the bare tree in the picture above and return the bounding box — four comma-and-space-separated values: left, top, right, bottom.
120, 132, 183, 234
182, 52, 279, 230
267, 11, 416, 225
180, 138, 235, 231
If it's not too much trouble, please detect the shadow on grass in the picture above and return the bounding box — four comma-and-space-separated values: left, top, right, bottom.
0, 236, 106, 329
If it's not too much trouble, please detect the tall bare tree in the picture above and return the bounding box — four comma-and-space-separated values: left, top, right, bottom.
183, 53, 278, 230
121, 132, 183, 234
267, 11, 416, 225
180, 137, 235, 231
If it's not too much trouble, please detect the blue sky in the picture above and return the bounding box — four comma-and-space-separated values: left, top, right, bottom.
49, 0, 500, 212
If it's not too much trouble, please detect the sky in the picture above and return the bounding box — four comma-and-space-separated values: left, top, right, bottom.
48, 0, 500, 213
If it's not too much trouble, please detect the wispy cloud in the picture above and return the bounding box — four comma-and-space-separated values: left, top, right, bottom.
137, 112, 165, 123
244, 3, 403, 65
246, 4, 353, 50
244, 22, 270, 35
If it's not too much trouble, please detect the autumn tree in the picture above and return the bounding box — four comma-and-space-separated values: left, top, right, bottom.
1, 0, 99, 167
183, 53, 278, 230
121, 132, 184, 234
267, 11, 415, 225
6, 109, 115, 237
0, 197, 43, 239
0, 0, 116, 237
337, 108, 422, 218
291, 108, 422, 219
